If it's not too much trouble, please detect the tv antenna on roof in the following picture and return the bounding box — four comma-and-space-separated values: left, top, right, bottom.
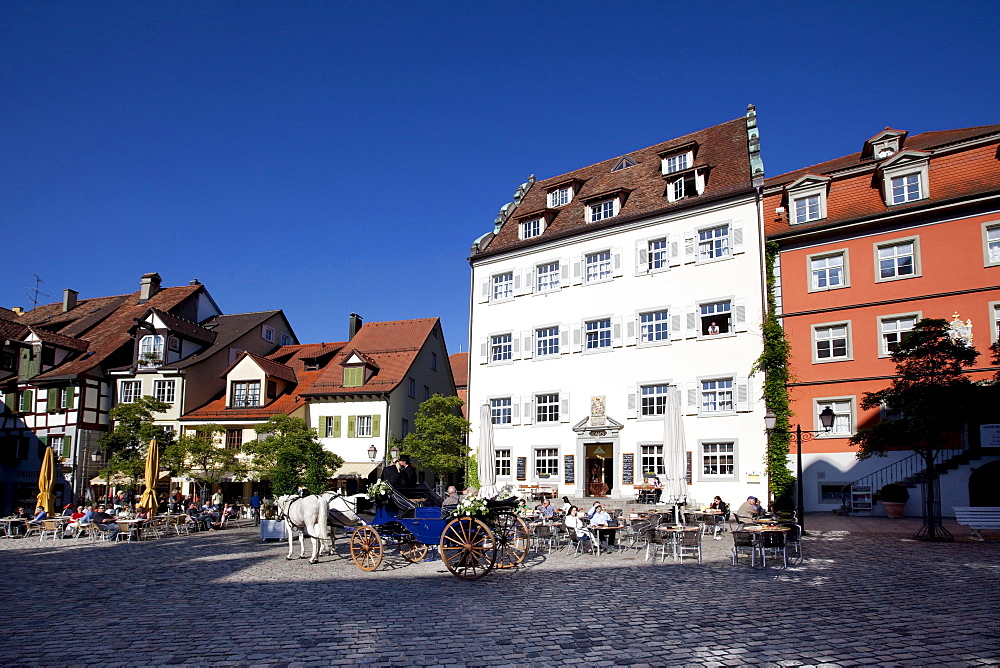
24, 274, 53, 308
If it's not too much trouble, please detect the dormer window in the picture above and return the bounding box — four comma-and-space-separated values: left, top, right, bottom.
663, 152, 691, 174
785, 175, 830, 225
589, 199, 616, 222
343, 366, 363, 387
520, 218, 544, 240
863, 128, 907, 161
582, 188, 627, 223
138, 335, 164, 369
230, 380, 261, 408
879, 150, 930, 207
612, 156, 637, 172
547, 186, 572, 208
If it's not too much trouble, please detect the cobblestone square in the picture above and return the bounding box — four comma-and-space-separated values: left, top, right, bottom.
1, 515, 997, 666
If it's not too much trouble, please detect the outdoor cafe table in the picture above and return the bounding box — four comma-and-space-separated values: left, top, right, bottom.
0, 517, 25, 538
742, 524, 789, 533
657, 525, 700, 560
113, 519, 146, 541
588, 524, 621, 552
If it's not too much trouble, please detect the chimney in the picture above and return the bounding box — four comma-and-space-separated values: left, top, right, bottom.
189, 278, 201, 285
349, 313, 363, 339
62, 289, 78, 313
12, 307, 24, 315
139, 272, 162, 303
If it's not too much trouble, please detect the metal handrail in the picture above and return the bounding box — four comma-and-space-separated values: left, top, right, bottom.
839, 446, 966, 506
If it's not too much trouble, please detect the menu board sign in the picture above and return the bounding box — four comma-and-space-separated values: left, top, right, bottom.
516, 456, 527, 481
564, 454, 575, 484
622, 453, 634, 485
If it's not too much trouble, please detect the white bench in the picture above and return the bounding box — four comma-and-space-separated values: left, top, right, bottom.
952, 507, 1000, 541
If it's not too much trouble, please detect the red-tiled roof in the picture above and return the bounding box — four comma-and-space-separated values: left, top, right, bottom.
27, 326, 90, 352
164, 311, 287, 370
245, 351, 297, 384
764, 124, 1000, 238
141, 308, 217, 345
449, 352, 468, 388
30, 285, 203, 380
474, 117, 754, 257
304, 318, 440, 396
0, 318, 27, 341
0, 307, 20, 321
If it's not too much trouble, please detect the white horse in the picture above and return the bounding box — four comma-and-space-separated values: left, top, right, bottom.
277, 494, 331, 564
318, 490, 364, 555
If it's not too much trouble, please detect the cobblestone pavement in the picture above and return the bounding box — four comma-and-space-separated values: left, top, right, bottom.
1, 515, 998, 667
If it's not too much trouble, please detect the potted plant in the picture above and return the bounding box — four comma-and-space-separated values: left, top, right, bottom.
879, 483, 909, 518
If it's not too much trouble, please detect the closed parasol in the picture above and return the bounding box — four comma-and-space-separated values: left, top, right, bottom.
662, 386, 688, 525
36, 446, 56, 514
477, 404, 498, 498
138, 438, 160, 517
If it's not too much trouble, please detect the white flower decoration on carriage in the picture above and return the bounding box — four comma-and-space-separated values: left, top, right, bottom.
450, 497, 489, 517
365, 480, 393, 501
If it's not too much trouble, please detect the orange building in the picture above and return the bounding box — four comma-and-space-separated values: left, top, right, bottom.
764, 125, 1000, 515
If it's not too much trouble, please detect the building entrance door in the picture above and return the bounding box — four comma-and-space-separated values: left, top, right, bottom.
585, 443, 613, 496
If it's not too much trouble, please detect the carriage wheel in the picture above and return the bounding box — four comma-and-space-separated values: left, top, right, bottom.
400, 541, 428, 563
349, 526, 383, 571
492, 512, 530, 569
439, 517, 495, 580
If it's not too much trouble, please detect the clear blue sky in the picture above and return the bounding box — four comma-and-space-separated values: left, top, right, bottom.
3, 2, 998, 355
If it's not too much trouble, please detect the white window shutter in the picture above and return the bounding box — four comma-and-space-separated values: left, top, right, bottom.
627, 387, 638, 419
522, 331, 533, 359
479, 338, 489, 364
560, 392, 570, 422
511, 334, 520, 359
734, 298, 748, 332
684, 231, 696, 263
560, 325, 570, 354
572, 256, 583, 285
736, 376, 751, 412
685, 306, 699, 339
685, 381, 699, 415
635, 238, 648, 275
525, 269, 535, 294
572, 324, 583, 353
523, 398, 534, 425
695, 169, 706, 195
560, 259, 570, 287
479, 279, 491, 303
731, 221, 745, 255
513, 269, 526, 296
625, 317, 637, 347
670, 312, 683, 341
669, 235, 682, 267
612, 247, 623, 277
612, 316, 623, 347
511, 397, 521, 425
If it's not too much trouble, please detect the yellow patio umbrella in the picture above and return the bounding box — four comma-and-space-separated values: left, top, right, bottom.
36, 446, 56, 514
138, 438, 160, 517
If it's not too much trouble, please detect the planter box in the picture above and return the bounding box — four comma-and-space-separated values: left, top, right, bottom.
883, 501, 906, 519
260, 519, 286, 541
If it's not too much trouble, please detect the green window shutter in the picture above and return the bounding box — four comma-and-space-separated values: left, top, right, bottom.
40, 435, 48, 447
62, 435, 72, 458
47, 388, 59, 413
333, 416, 341, 438
21, 390, 33, 412
371, 415, 381, 438
64, 386, 75, 409
3, 392, 15, 415
343, 367, 363, 387
347, 415, 356, 438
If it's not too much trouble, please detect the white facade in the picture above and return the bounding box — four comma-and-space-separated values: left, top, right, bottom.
469, 196, 771, 506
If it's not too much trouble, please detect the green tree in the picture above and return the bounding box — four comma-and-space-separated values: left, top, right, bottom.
162, 425, 247, 501
243, 415, 343, 495
753, 241, 794, 506
850, 318, 978, 541
98, 396, 172, 491
401, 395, 471, 488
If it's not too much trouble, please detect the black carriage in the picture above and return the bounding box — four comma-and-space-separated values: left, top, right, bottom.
348, 484, 529, 580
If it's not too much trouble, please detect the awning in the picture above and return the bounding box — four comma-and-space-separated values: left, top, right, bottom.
333, 462, 379, 479
90, 470, 171, 485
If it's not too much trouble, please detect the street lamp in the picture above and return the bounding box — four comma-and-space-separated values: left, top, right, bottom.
389, 443, 401, 461
764, 406, 835, 532
367, 444, 378, 462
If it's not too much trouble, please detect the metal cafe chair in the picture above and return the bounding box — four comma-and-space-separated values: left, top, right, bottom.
759, 530, 788, 568
731, 531, 761, 567
676, 529, 703, 564
645, 527, 672, 563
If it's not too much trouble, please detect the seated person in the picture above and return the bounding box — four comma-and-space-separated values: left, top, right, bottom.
28, 506, 47, 526
461, 486, 478, 501
91, 506, 120, 540
644, 476, 664, 504
736, 495, 767, 520
536, 499, 555, 518
61, 503, 75, 517
441, 486, 461, 516
588, 504, 616, 547
586, 501, 603, 519
64, 506, 88, 537
564, 507, 592, 546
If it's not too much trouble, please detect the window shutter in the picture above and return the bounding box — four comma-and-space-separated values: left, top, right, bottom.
479, 338, 489, 365
731, 221, 745, 255
560, 392, 570, 422
372, 415, 381, 437
560, 325, 570, 354
479, 279, 491, 303
347, 415, 356, 438
625, 317, 637, 347
21, 390, 33, 413
572, 324, 583, 353
736, 376, 751, 412
695, 169, 706, 195
522, 398, 534, 425
571, 256, 583, 285
685, 382, 699, 416
734, 298, 748, 333
62, 434, 72, 458
560, 260, 570, 288
3, 392, 15, 415
612, 247, 623, 277
685, 307, 699, 339
513, 269, 529, 297
46, 388, 59, 413
627, 387, 638, 419
522, 331, 533, 359
525, 269, 535, 294
333, 416, 341, 438
319, 417, 329, 437
684, 231, 696, 263
635, 238, 648, 275
670, 312, 683, 341
64, 385, 75, 409
612, 316, 623, 347
510, 334, 520, 360
669, 235, 682, 267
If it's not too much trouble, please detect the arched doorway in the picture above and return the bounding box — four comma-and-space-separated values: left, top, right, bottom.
969, 460, 1000, 507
